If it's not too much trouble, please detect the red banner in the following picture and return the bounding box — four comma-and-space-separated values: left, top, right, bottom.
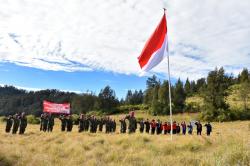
43, 100, 70, 114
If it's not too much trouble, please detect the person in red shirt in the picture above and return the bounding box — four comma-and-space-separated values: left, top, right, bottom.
163, 122, 168, 134
150, 119, 156, 135
172, 121, 177, 134
167, 122, 171, 134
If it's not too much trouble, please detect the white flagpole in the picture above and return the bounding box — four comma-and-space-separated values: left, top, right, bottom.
164, 8, 173, 141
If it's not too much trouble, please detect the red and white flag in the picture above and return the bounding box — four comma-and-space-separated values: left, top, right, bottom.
43, 100, 70, 114
138, 13, 168, 71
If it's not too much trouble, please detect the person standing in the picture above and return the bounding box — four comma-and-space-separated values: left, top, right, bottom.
144, 119, 150, 133
187, 122, 193, 135
195, 121, 202, 135
78, 114, 84, 133
5, 115, 13, 133
181, 122, 187, 135
12, 114, 20, 134
126, 112, 137, 134
19, 112, 27, 134
176, 123, 181, 134
42, 113, 48, 132
66, 115, 73, 132
156, 119, 162, 135
163, 122, 168, 134
47, 113, 54, 132
204, 122, 212, 136
150, 119, 156, 135
40, 113, 44, 131
119, 118, 127, 133
139, 119, 145, 133
59, 115, 67, 132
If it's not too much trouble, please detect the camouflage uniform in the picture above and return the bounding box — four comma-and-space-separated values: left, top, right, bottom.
19, 113, 27, 134
12, 114, 20, 134
5, 116, 13, 133
47, 114, 54, 132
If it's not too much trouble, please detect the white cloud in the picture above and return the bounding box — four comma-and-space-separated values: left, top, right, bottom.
0, 0, 249, 80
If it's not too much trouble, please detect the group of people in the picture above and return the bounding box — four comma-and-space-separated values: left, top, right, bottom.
40, 113, 55, 132
5, 112, 27, 134
5, 112, 212, 136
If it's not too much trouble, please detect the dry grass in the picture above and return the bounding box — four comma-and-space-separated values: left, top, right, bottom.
0, 113, 249, 166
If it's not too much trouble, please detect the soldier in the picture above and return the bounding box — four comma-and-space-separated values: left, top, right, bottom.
112, 119, 116, 133
12, 114, 20, 134
176, 123, 181, 134
47, 113, 54, 132
195, 121, 202, 135
125, 112, 137, 134
5, 115, 13, 133
98, 118, 104, 132
19, 112, 27, 134
78, 114, 84, 132
59, 115, 67, 132
119, 118, 127, 133
156, 119, 162, 135
181, 121, 186, 135
40, 113, 44, 131
204, 122, 212, 136
66, 115, 73, 132
187, 122, 193, 135
138, 119, 144, 133
42, 113, 48, 132
150, 119, 156, 135
84, 116, 90, 131
105, 117, 110, 133
144, 119, 150, 133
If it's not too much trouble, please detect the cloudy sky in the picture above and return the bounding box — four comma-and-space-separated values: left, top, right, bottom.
0, 0, 249, 98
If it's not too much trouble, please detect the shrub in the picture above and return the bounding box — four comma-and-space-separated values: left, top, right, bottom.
26, 115, 40, 124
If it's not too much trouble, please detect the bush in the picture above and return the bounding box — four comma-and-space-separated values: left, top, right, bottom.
0, 116, 6, 122
26, 115, 40, 124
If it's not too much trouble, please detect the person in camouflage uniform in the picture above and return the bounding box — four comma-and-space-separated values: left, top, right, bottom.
59, 115, 67, 132
5, 115, 13, 133
126, 112, 137, 134
42, 113, 49, 132
78, 114, 85, 132
98, 118, 104, 132
12, 114, 20, 134
84, 115, 90, 131
119, 117, 127, 133
19, 112, 27, 134
66, 115, 73, 132
47, 113, 54, 132
40, 113, 44, 131
144, 119, 150, 133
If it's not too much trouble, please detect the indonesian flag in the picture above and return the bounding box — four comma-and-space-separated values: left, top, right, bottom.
138, 13, 168, 71
43, 100, 70, 114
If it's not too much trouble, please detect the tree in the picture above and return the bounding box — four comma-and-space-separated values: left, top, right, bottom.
239, 68, 249, 83
173, 78, 186, 113
202, 67, 230, 121
97, 86, 119, 112
239, 82, 250, 111
184, 78, 192, 96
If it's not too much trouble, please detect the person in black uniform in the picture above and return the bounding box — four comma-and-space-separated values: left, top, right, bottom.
66, 115, 73, 132
12, 114, 20, 134
59, 115, 67, 132
47, 113, 54, 132
5, 115, 13, 133
144, 119, 150, 133
19, 112, 27, 134
204, 122, 212, 136
195, 121, 202, 135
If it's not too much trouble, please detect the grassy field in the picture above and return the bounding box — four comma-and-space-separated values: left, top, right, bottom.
0, 113, 249, 166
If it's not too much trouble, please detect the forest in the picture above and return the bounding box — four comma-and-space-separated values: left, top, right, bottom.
0, 67, 249, 121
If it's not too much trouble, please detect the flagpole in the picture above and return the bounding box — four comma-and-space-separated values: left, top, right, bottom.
164, 8, 173, 141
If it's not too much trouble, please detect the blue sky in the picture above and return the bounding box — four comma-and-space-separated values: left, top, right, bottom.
0, 62, 149, 98
0, 0, 249, 98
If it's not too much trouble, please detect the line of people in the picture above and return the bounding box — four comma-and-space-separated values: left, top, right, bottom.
5, 112, 212, 136
5, 112, 27, 134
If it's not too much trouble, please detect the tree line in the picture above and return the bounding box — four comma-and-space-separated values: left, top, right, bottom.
0, 67, 249, 121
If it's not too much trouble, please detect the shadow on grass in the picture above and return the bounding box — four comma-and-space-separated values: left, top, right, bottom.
0, 154, 15, 166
